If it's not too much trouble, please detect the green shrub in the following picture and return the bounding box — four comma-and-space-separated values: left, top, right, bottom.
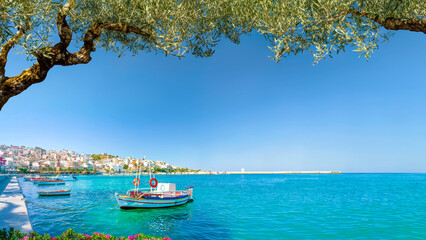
0, 228, 170, 240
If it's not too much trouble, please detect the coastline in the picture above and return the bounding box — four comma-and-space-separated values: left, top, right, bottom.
226, 171, 342, 174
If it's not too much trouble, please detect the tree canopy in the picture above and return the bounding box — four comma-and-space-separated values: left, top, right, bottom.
0, 0, 424, 110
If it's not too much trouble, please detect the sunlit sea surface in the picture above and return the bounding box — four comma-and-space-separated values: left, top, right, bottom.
20, 174, 425, 239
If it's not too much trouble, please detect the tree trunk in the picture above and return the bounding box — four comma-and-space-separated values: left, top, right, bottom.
0, 20, 156, 111
0, 62, 51, 110
348, 10, 426, 34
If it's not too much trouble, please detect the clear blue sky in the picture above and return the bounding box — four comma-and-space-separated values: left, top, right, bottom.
1, 31, 425, 172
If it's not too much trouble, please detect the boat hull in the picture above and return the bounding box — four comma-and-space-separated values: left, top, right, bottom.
37, 190, 71, 196
50, 176, 78, 181
31, 178, 48, 183
115, 193, 191, 209
36, 181, 65, 185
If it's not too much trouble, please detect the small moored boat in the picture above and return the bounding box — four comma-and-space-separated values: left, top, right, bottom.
36, 180, 65, 185
50, 175, 78, 181
115, 159, 194, 209
115, 184, 193, 209
30, 177, 49, 183
37, 189, 71, 196
23, 176, 32, 181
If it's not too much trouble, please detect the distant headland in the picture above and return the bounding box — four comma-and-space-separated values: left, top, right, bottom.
226, 170, 342, 174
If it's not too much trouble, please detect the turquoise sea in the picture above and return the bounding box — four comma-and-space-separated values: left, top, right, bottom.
20, 174, 425, 239
0, 177, 11, 195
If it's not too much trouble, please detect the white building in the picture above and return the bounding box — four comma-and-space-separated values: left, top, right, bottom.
32, 162, 40, 170
81, 163, 94, 170
112, 164, 123, 172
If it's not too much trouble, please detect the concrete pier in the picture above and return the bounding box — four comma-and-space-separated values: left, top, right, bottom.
0, 177, 32, 232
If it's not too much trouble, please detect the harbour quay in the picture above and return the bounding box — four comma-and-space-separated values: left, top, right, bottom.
0, 176, 33, 233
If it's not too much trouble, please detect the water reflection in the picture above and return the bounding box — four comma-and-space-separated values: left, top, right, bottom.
115, 203, 194, 236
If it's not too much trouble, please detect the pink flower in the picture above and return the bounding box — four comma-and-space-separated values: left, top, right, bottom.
85, 234, 91, 239
106, 234, 111, 239
134, 234, 139, 238
128, 236, 134, 240
51, 238, 57, 240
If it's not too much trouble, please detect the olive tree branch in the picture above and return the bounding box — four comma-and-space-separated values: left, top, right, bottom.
0, 28, 25, 84
347, 10, 426, 34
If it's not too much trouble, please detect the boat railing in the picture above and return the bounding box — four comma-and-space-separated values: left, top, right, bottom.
153, 190, 186, 193
130, 188, 151, 190
126, 188, 151, 196
152, 190, 190, 197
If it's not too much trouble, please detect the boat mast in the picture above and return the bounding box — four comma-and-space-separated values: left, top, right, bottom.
134, 159, 139, 194
148, 157, 152, 192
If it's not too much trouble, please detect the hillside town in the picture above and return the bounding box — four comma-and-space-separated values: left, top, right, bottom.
0, 144, 206, 174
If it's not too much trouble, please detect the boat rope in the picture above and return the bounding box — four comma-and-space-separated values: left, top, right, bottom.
23, 196, 115, 212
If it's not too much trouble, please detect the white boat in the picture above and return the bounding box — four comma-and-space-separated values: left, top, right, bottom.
37, 189, 71, 196
50, 175, 78, 181
22, 176, 33, 181
115, 158, 194, 209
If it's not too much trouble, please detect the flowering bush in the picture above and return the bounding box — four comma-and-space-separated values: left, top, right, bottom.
0, 228, 171, 240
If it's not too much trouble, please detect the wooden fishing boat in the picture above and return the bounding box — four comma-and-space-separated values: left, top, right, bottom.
36, 180, 65, 185
115, 185, 193, 209
115, 159, 194, 209
37, 189, 71, 196
30, 177, 49, 183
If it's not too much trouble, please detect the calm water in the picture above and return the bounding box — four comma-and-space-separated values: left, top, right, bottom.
0, 176, 11, 195
20, 174, 425, 239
